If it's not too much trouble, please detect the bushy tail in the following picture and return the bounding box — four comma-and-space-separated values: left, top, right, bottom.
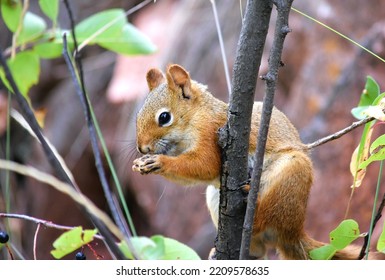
277, 234, 384, 260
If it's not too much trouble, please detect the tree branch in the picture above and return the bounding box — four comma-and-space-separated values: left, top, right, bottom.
61, 35, 131, 259
0, 212, 104, 240
240, 0, 294, 260
216, 0, 273, 260
306, 116, 375, 149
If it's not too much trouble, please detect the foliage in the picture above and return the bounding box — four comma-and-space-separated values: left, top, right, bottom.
51, 227, 98, 259
50, 228, 201, 260
0, 0, 198, 260
0, 0, 156, 99
1, 0, 385, 261
310, 220, 361, 260
118, 236, 201, 260
311, 76, 385, 260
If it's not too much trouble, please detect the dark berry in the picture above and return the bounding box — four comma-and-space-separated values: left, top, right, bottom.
75, 251, 86, 260
0, 231, 9, 244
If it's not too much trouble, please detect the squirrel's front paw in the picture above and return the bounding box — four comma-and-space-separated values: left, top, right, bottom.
132, 155, 161, 174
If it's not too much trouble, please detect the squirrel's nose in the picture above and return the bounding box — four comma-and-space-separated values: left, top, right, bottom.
137, 145, 151, 154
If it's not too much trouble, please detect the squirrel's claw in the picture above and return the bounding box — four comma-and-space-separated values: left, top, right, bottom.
132, 155, 161, 174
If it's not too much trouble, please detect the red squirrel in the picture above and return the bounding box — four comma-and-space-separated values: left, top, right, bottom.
133, 64, 382, 259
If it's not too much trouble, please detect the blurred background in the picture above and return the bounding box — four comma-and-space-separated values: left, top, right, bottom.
1, 0, 385, 259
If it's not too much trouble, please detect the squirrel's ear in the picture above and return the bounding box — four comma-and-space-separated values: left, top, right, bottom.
146, 68, 166, 91
166, 64, 192, 99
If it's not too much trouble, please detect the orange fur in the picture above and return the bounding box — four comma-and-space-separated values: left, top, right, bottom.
132, 64, 383, 260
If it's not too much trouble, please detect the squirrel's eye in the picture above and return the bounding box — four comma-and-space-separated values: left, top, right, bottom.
158, 111, 173, 127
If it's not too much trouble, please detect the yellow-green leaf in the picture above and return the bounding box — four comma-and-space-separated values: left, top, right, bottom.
39, 0, 59, 25
118, 235, 200, 260
350, 122, 374, 188
1, 0, 22, 32
309, 244, 337, 260
51, 227, 97, 259
330, 219, 360, 250
17, 12, 47, 45
0, 51, 40, 97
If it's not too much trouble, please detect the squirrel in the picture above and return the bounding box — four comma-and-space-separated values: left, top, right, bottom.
132, 64, 382, 260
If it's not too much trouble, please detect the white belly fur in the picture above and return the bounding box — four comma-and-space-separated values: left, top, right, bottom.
205, 185, 219, 228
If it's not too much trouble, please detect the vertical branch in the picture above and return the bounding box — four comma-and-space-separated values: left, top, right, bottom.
240, 0, 294, 259
62, 35, 130, 241
216, 0, 273, 260
61, 0, 132, 242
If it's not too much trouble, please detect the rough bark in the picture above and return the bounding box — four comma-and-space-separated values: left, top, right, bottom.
240, 0, 294, 259
216, 0, 273, 260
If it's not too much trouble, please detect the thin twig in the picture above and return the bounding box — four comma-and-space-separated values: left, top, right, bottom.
62, 33, 129, 240
11, 0, 29, 58
62, 0, 131, 241
33, 223, 40, 260
61, 1, 140, 259
10, 109, 78, 189
0, 213, 104, 240
306, 116, 374, 150
62, 0, 86, 93
210, 0, 231, 96
0, 160, 125, 240
0, 159, 127, 259
240, 0, 294, 259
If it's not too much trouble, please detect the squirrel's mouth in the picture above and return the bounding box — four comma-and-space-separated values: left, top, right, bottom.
153, 138, 188, 156
153, 139, 176, 156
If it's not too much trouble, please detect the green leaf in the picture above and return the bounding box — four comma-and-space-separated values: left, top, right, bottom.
359, 76, 380, 107
0, 51, 40, 97
360, 148, 385, 170
377, 220, 385, 253
74, 9, 156, 55
119, 236, 164, 260
162, 236, 200, 260
75, 9, 126, 44
372, 92, 385, 106
1, 0, 22, 32
359, 134, 385, 170
39, 0, 59, 25
330, 219, 360, 250
350, 121, 374, 188
351, 106, 370, 120
119, 235, 200, 260
17, 12, 47, 45
51, 227, 97, 259
352, 76, 381, 120
309, 244, 337, 260
34, 30, 74, 59
98, 23, 157, 55
370, 134, 385, 154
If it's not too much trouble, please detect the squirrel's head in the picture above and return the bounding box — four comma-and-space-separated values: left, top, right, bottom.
136, 64, 205, 156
